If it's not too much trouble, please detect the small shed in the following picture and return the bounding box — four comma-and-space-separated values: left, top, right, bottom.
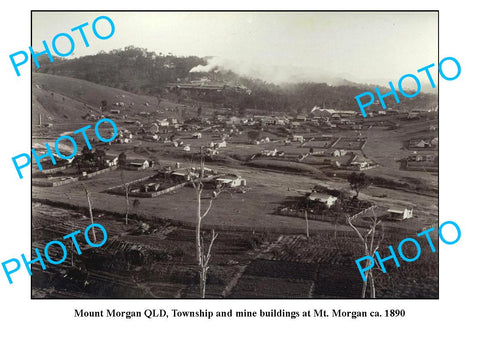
307, 193, 337, 208
387, 207, 413, 221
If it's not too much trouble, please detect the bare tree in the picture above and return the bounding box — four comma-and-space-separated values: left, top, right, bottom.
304, 200, 310, 239
189, 146, 225, 298
133, 199, 140, 210
82, 184, 96, 242
121, 171, 129, 225
346, 207, 384, 298
332, 203, 343, 240
63, 193, 76, 266
199, 229, 218, 298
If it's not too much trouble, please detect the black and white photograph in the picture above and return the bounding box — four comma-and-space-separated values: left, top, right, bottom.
3, 0, 480, 338
30, 11, 439, 299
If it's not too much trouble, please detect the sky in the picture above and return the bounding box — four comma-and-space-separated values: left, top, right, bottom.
32, 11, 438, 86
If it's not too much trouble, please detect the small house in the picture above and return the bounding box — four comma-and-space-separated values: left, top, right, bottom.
307, 193, 337, 208
171, 170, 194, 181
387, 207, 413, 221
332, 149, 347, 157
410, 139, 431, 148
105, 155, 119, 167
261, 149, 277, 157
292, 135, 304, 143
349, 154, 374, 170
127, 160, 149, 170
215, 175, 246, 188
206, 148, 219, 156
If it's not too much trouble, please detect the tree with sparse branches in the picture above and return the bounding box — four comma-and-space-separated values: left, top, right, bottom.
199, 229, 218, 298
121, 171, 129, 225
346, 207, 384, 298
331, 203, 343, 240
188, 146, 225, 298
304, 198, 310, 239
82, 184, 96, 242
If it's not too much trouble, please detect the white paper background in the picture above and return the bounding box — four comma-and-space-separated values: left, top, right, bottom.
0, 1, 476, 338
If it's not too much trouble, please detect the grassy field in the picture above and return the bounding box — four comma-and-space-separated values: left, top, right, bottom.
32, 204, 438, 299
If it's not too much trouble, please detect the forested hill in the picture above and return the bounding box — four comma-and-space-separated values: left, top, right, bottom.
33, 46, 438, 113
33, 46, 204, 94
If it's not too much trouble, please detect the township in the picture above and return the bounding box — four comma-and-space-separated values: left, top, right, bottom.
30, 56, 438, 299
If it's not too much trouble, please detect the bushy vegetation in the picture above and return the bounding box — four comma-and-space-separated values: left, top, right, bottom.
73, 147, 107, 172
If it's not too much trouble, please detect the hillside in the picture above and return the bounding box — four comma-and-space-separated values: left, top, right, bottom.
34, 47, 438, 113
33, 47, 204, 94
32, 73, 170, 126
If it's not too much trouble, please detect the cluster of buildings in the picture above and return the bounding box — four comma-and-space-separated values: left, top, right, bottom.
303, 188, 414, 222
408, 137, 439, 149
404, 154, 438, 171
156, 165, 247, 190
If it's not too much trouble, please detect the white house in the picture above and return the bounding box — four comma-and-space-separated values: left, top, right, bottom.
349, 154, 374, 170
118, 137, 132, 144
307, 193, 337, 208
261, 149, 277, 157
215, 141, 227, 148
206, 148, 219, 156
292, 135, 304, 143
332, 149, 347, 157
127, 160, 149, 170
387, 207, 413, 221
158, 119, 169, 127
215, 175, 246, 188
105, 155, 119, 167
